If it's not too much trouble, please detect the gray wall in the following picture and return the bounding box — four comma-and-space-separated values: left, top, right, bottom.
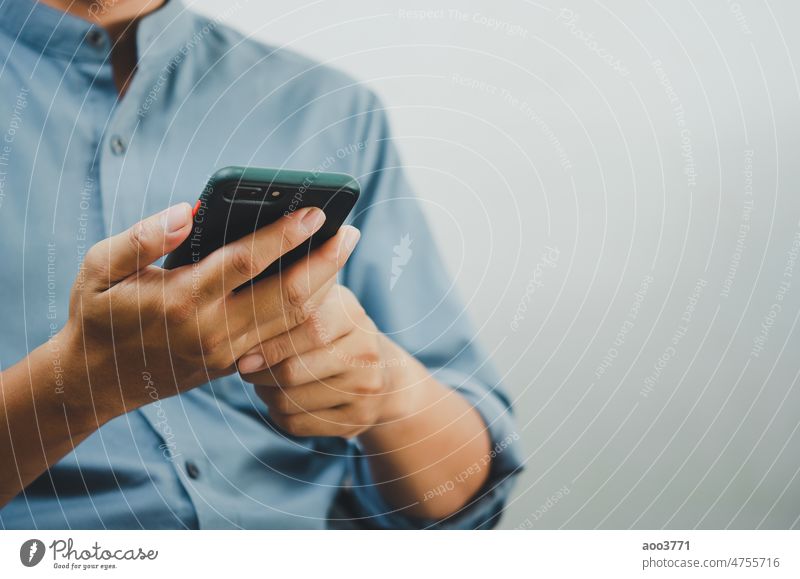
192, 0, 800, 529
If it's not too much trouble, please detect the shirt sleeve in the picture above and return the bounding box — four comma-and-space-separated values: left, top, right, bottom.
337, 91, 523, 529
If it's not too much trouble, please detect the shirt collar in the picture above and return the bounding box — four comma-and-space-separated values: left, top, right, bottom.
0, 0, 196, 63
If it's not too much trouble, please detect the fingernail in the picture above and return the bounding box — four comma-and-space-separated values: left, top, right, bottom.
238, 353, 265, 374
342, 227, 361, 254
299, 207, 325, 235
160, 203, 191, 234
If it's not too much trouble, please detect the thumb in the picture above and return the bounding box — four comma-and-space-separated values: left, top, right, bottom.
84, 203, 193, 290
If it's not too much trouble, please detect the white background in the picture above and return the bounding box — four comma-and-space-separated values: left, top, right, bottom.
188, 0, 800, 529
1, 530, 797, 577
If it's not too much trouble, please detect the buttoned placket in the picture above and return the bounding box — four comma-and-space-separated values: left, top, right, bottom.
82, 16, 226, 528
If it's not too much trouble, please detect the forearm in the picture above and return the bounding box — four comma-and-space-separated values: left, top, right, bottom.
358, 338, 492, 520
0, 330, 97, 508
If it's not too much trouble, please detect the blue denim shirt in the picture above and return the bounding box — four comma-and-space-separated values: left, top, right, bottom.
0, 0, 521, 529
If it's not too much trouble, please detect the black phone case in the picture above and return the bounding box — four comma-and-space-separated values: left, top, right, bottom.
163, 166, 360, 287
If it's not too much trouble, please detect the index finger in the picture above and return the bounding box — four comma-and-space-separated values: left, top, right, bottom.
195, 207, 326, 300
230, 225, 361, 332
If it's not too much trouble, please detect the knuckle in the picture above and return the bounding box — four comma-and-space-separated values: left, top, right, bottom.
199, 331, 226, 356
127, 222, 150, 257
230, 247, 263, 280
280, 225, 304, 253
261, 338, 289, 366
287, 303, 311, 328
352, 381, 374, 397
275, 359, 297, 385
80, 245, 108, 286
353, 373, 383, 396
283, 272, 310, 308
164, 297, 196, 323
83, 243, 104, 271
361, 345, 382, 365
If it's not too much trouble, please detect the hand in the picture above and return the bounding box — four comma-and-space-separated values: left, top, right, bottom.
58, 203, 359, 427
239, 284, 415, 438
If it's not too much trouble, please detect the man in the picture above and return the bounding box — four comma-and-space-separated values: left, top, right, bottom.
0, 0, 520, 529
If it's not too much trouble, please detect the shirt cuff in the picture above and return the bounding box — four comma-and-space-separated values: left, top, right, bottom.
343, 368, 523, 529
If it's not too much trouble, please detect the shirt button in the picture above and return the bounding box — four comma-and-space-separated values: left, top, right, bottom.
185, 460, 200, 480
85, 29, 105, 48
109, 135, 127, 155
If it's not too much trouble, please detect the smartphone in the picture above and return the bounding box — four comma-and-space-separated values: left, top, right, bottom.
163, 166, 360, 287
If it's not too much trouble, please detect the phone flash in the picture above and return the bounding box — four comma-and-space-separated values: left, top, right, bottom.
270, 190, 281, 198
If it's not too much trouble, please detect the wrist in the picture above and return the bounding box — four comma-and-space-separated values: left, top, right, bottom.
375, 336, 425, 422
359, 337, 432, 448
50, 323, 116, 432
